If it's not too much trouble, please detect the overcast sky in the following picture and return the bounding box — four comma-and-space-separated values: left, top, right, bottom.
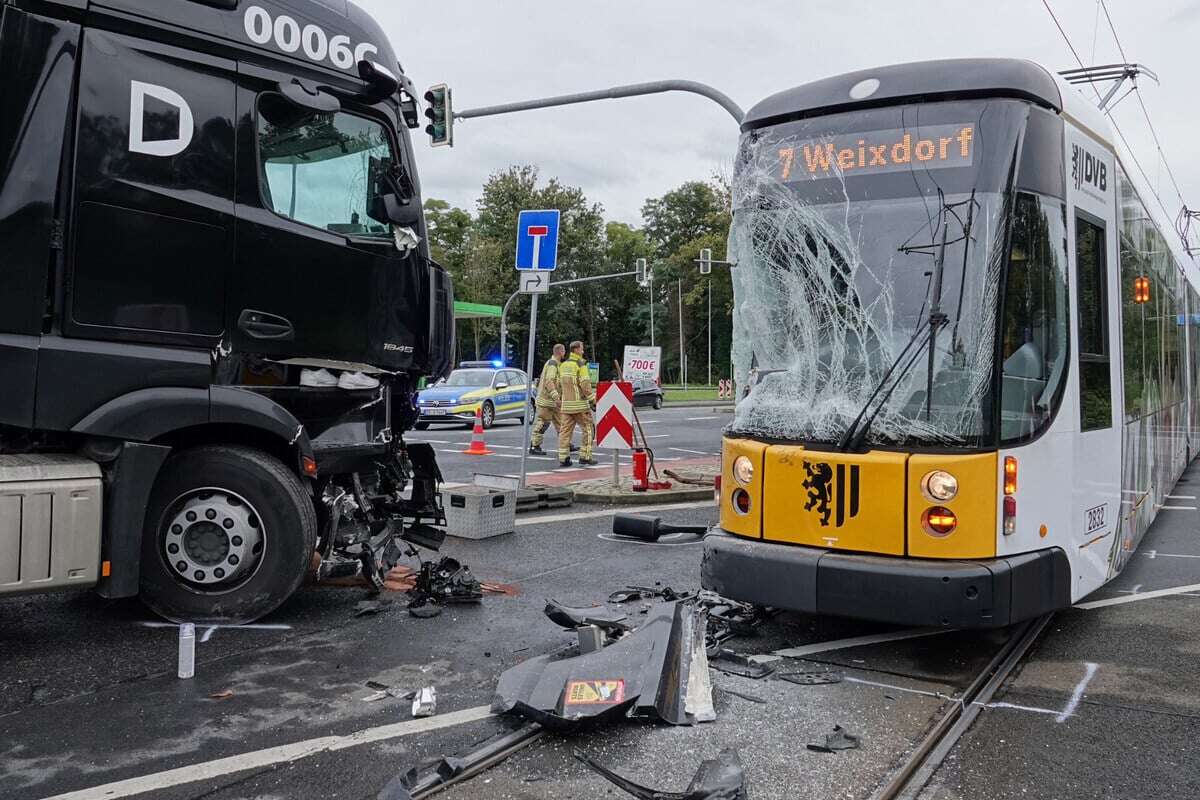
360, 0, 1200, 227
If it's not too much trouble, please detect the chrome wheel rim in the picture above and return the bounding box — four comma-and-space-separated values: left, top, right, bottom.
160, 488, 265, 590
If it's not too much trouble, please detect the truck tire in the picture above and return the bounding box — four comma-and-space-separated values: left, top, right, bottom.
139, 445, 317, 624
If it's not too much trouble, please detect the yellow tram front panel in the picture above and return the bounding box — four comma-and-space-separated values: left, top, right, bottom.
762, 449, 907, 555
719, 438, 768, 538
905, 453, 998, 559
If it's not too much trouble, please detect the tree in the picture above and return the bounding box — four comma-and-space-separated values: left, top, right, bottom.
640, 180, 733, 384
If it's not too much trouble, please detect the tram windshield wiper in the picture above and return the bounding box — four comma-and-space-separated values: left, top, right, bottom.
837, 190, 977, 451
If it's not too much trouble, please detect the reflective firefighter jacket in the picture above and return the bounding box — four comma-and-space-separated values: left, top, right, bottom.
536, 357, 561, 409
559, 353, 594, 413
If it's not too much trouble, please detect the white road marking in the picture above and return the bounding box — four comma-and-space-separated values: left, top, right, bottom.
645, 434, 671, 439
1161, 505, 1197, 511
409, 438, 452, 444
686, 416, 719, 421
41, 706, 495, 800
515, 500, 716, 527
670, 447, 712, 456
757, 628, 952, 662
1056, 662, 1098, 722
1075, 582, 1200, 609
1167, 494, 1196, 499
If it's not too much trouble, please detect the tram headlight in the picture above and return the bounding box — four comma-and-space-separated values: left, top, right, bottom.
921, 470, 958, 502
732, 456, 755, 485
922, 506, 958, 536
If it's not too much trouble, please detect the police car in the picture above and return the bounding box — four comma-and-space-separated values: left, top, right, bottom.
415, 362, 529, 429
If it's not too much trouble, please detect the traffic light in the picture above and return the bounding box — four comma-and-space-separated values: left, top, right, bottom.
635, 258, 649, 286
1133, 275, 1150, 304
504, 340, 517, 366
699, 248, 712, 275
423, 84, 453, 147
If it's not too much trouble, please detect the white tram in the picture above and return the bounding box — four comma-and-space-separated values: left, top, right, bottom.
704, 59, 1200, 627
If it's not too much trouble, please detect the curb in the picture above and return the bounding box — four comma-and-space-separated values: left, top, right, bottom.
571, 485, 716, 505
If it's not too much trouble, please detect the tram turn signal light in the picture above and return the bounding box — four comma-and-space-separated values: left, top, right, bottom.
1133, 275, 1151, 304
1003, 456, 1017, 495
1003, 496, 1017, 536
922, 506, 957, 536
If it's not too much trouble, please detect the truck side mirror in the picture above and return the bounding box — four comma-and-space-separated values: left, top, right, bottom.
368, 157, 421, 227
357, 60, 400, 102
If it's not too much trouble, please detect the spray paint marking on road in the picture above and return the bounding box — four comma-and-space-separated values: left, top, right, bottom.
1055, 662, 1098, 722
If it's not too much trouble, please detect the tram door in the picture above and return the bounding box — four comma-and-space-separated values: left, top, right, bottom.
1066, 127, 1122, 593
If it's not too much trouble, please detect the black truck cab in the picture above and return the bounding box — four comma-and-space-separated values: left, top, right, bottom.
0, 0, 455, 622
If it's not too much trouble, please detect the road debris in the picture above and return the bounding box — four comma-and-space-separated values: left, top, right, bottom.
492, 599, 714, 728
778, 671, 844, 686
407, 557, 483, 616
709, 648, 775, 679
356, 598, 395, 617
377, 722, 543, 800
717, 686, 767, 704
362, 681, 416, 703
207, 689, 235, 700
575, 747, 749, 799
411, 686, 437, 717
611, 513, 707, 542
807, 724, 861, 753
544, 599, 632, 633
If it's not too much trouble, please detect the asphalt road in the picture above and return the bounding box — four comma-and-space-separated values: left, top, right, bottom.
3, 441, 1200, 799
408, 404, 729, 485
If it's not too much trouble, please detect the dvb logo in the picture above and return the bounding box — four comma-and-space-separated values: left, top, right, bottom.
129, 81, 194, 158
1072, 143, 1108, 195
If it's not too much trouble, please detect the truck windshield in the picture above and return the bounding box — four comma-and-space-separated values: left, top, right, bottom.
258, 98, 395, 239
729, 99, 1029, 448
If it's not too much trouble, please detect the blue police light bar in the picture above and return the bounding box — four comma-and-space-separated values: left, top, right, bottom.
492, 359, 504, 368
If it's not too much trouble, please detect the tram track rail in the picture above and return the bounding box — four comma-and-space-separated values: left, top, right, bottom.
873, 613, 1054, 800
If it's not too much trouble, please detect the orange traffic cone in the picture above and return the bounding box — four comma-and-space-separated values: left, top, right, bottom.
463, 407, 493, 455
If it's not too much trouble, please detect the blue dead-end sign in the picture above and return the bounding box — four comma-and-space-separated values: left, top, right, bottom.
515, 209, 561, 271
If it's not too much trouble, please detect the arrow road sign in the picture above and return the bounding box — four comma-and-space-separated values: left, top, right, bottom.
515, 209, 560, 271
595, 381, 635, 450
519, 271, 549, 294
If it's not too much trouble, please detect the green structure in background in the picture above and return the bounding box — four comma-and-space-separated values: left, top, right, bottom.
453, 301, 502, 321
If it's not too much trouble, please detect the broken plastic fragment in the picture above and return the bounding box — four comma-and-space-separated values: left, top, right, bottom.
778, 671, 844, 686
807, 724, 860, 753
411, 686, 437, 718
574, 747, 749, 799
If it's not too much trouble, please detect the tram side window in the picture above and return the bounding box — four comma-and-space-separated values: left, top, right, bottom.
1076, 216, 1112, 430
1000, 194, 1069, 442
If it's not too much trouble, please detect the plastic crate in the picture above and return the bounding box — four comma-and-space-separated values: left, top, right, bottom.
441, 486, 516, 540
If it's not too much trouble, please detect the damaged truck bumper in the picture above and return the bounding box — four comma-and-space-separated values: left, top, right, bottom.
701, 529, 1071, 629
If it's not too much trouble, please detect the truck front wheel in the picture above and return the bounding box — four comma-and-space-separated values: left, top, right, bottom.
139, 445, 317, 624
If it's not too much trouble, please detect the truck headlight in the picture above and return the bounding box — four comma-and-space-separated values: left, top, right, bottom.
733, 456, 754, 485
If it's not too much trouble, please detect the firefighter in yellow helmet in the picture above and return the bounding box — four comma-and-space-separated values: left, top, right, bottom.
558, 341, 596, 466
529, 344, 565, 456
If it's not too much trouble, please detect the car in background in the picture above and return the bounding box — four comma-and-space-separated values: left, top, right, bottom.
415, 362, 529, 429
632, 377, 664, 409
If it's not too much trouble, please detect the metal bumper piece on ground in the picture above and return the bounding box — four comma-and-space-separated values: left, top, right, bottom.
701, 529, 1071, 629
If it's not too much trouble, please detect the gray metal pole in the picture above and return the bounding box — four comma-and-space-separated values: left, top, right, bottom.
498, 289, 522, 366
649, 275, 655, 348
455, 79, 744, 125
707, 280, 712, 387
678, 279, 686, 389
518, 293, 539, 489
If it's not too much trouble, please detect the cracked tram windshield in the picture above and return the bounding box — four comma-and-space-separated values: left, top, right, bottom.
730, 99, 1040, 447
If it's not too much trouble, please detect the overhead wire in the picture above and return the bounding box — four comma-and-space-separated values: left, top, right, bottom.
1041, 0, 1187, 242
